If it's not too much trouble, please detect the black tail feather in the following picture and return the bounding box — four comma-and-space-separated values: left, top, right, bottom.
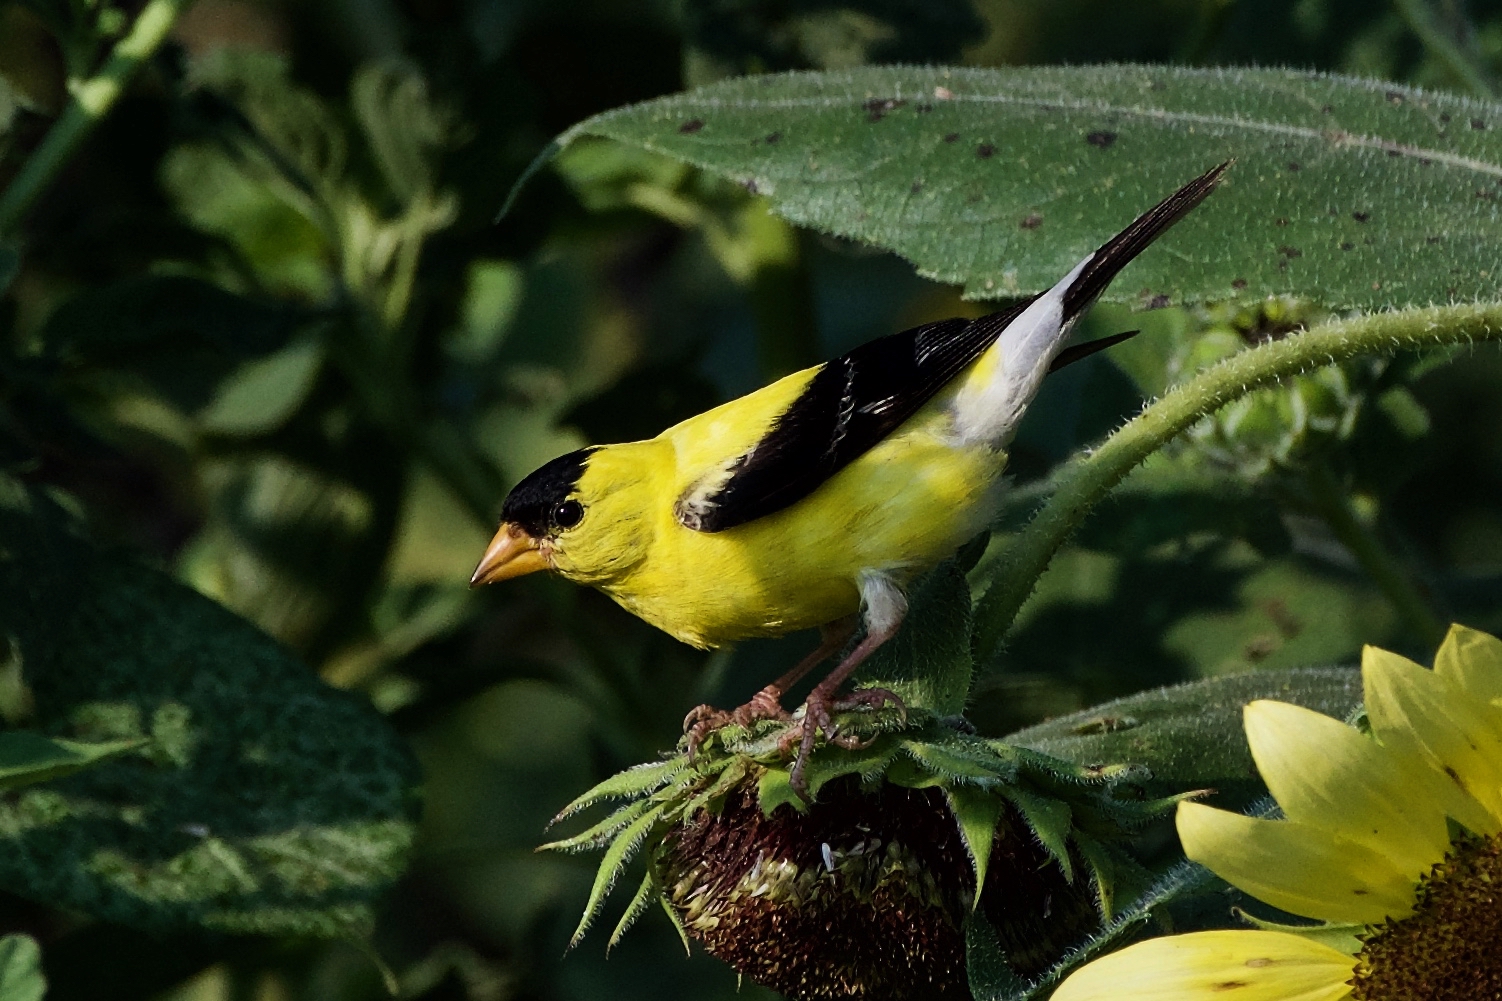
1048, 329, 1139, 373
1060, 160, 1231, 319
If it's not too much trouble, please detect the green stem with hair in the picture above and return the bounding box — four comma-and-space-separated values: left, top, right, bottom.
0, 0, 195, 236
1301, 463, 1448, 649
973, 302, 1502, 666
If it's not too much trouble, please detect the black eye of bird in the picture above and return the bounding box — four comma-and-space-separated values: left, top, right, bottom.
552, 500, 584, 529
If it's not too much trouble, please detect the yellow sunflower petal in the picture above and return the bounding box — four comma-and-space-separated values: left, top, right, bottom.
1177, 802, 1415, 924
1363, 645, 1502, 832
1434, 624, 1502, 716
1242, 700, 1451, 878
1049, 930, 1354, 1001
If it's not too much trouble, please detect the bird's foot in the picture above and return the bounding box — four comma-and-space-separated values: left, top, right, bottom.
783, 686, 907, 801
683, 686, 791, 761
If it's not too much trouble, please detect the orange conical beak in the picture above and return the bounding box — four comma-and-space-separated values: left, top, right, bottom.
470, 523, 549, 587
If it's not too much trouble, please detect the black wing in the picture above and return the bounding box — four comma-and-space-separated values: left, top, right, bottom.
674, 301, 1033, 533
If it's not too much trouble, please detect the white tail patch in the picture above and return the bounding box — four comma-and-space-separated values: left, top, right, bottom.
949, 254, 1092, 449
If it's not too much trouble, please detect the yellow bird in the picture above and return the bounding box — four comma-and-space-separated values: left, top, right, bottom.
473, 162, 1228, 795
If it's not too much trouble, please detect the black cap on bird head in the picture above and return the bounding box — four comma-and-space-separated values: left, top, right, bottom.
471, 446, 596, 586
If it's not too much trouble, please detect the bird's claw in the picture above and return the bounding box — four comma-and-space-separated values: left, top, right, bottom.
784, 686, 907, 801
683, 687, 790, 761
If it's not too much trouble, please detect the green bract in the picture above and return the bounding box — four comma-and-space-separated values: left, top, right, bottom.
541, 710, 1175, 991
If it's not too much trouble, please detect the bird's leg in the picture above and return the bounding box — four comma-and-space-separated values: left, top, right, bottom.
683, 616, 858, 759
784, 574, 909, 800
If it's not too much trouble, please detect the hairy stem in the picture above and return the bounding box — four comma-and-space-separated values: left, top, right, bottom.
0, 0, 193, 236
973, 302, 1502, 666
1301, 464, 1448, 649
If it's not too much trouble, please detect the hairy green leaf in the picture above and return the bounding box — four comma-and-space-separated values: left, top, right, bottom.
966, 917, 1030, 999
0, 935, 44, 1001
0, 477, 419, 936
607, 869, 658, 952
550, 757, 690, 826
1004, 666, 1363, 805
0, 732, 142, 790
998, 785, 1073, 883
540, 797, 661, 854
944, 784, 1004, 895
562, 65, 1502, 308
568, 804, 666, 948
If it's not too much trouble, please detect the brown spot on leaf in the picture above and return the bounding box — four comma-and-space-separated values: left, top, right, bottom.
943, 132, 960, 143
977, 143, 996, 159
1287, 162, 1301, 171
1085, 130, 1117, 148
1386, 91, 1405, 104
1232, 278, 1248, 289
1245, 635, 1278, 662
743, 179, 760, 195
679, 119, 704, 134
1353, 211, 1370, 222
1020, 212, 1042, 230
1262, 598, 1302, 637
1441, 113, 1452, 123
863, 98, 907, 122
1387, 149, 1402, 157
1341, 242, 1355, 251
1275, 218, 1289, 227
911, 181, 924, 194
1321, 104, 1334, 114
1474, 118, 1489, 130
916, 103, 933, 114
1146, 293, 1170, 309
1068, 715, 1138, 736
1427, 235, 1443, 244
1278, 245, 1302, 258
1212, 982, 1250, 992
765, 131, 782, 144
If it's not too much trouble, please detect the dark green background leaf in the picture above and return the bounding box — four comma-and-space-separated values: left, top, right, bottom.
0, 246, 15, 299
564, 65, 1502, 309
0, 935, 45, 1001
0, 477, 418, 936
44, 276, 302, 410
0, 732, 141, 790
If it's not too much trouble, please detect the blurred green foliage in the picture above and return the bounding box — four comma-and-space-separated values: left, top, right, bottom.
3, 1, 1502, 999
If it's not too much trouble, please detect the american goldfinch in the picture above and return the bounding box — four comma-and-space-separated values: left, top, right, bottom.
473, 162, 1228, 795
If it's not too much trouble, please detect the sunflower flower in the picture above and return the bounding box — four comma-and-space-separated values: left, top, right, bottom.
1050, 624, 1502, 1001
